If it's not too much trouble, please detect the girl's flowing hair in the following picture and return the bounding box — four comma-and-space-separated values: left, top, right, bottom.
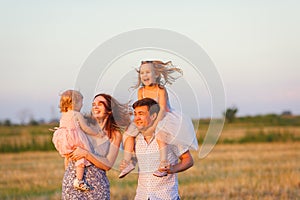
93, 93, 130, 139
133, 60, 183, 89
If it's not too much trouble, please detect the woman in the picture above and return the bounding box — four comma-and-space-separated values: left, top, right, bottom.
62, 93, 130, 200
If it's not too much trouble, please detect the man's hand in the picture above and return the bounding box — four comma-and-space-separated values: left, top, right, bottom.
160, 165, 172, 173
165, 150, 194, 174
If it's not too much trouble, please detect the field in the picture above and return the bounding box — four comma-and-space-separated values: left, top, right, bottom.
1, 143, 299, 199
0, 116, 300, 199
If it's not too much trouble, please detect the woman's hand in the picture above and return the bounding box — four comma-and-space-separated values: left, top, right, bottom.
69, 147, 88, 161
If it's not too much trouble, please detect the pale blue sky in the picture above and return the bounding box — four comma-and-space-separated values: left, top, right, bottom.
1, 0, 299, 123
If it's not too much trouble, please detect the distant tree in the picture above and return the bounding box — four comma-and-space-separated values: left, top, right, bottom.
281, 110, 292, 116
28, 118, 39, 126
3, 119, 12, 126
223, 106, 238, 123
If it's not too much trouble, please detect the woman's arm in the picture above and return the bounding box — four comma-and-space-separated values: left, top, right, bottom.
75, 112, 103, 136
69, 130, 122, 171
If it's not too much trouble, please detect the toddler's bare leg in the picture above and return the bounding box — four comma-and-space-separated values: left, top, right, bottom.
76, 164, 85, 181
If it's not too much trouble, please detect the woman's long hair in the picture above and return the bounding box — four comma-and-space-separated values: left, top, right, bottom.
93, 93, 130, 139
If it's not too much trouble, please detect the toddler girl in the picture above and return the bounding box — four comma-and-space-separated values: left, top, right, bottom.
52, 90, 104, 191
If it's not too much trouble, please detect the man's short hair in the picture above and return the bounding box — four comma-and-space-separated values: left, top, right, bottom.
132, 98, 160, 115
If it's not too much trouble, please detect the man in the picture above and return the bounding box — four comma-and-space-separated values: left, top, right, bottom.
121, 98, 194, 200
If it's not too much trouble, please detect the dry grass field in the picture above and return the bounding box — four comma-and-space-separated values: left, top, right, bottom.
1, 118, 299, 199
1, 142, 299, 200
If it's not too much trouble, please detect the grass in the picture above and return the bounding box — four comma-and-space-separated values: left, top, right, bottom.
195, 119, 300, 144
1, 115, 300, 153
1, 116, 300, 199
0, 151, 63, 200
0, 124, 56, 152
0, 142, 299, 199
222, 128, 300, 144
177, 142, 300, 199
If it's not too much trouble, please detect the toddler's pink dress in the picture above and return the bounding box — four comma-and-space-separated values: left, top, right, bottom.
52, 110, 91, 167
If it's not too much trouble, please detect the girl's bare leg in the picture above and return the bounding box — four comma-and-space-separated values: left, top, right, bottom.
119, 136, 136, 178
153, 131, 170, 177
123, 136, 135, 162
157, 139, 168, 163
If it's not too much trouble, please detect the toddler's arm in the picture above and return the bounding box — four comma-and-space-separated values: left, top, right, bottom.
75, 112, 104, 137
69, 130, 122, 171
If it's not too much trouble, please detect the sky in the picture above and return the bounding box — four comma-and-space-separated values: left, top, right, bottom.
0, 0, 299, 124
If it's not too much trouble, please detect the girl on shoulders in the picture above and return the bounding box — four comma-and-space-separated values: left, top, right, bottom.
119, 60, 198, 178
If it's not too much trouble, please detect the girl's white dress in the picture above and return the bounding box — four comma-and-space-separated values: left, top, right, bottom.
156, 109, 198, 150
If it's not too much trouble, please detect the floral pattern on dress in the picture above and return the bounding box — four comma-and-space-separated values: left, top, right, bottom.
62, 162, 110, 200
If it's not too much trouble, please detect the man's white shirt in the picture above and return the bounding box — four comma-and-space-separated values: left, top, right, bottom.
134, 133, 189, 200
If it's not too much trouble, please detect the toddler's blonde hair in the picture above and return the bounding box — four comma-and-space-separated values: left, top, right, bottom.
59, 90, 83, 112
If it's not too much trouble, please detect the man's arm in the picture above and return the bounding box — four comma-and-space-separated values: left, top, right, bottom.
167, 150, 194, 174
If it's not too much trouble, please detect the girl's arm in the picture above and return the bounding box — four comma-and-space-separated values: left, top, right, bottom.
137, 88, 143, 100
75, 112, 103, 136
69, 130, 122, 171
154, 87, 168, 126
